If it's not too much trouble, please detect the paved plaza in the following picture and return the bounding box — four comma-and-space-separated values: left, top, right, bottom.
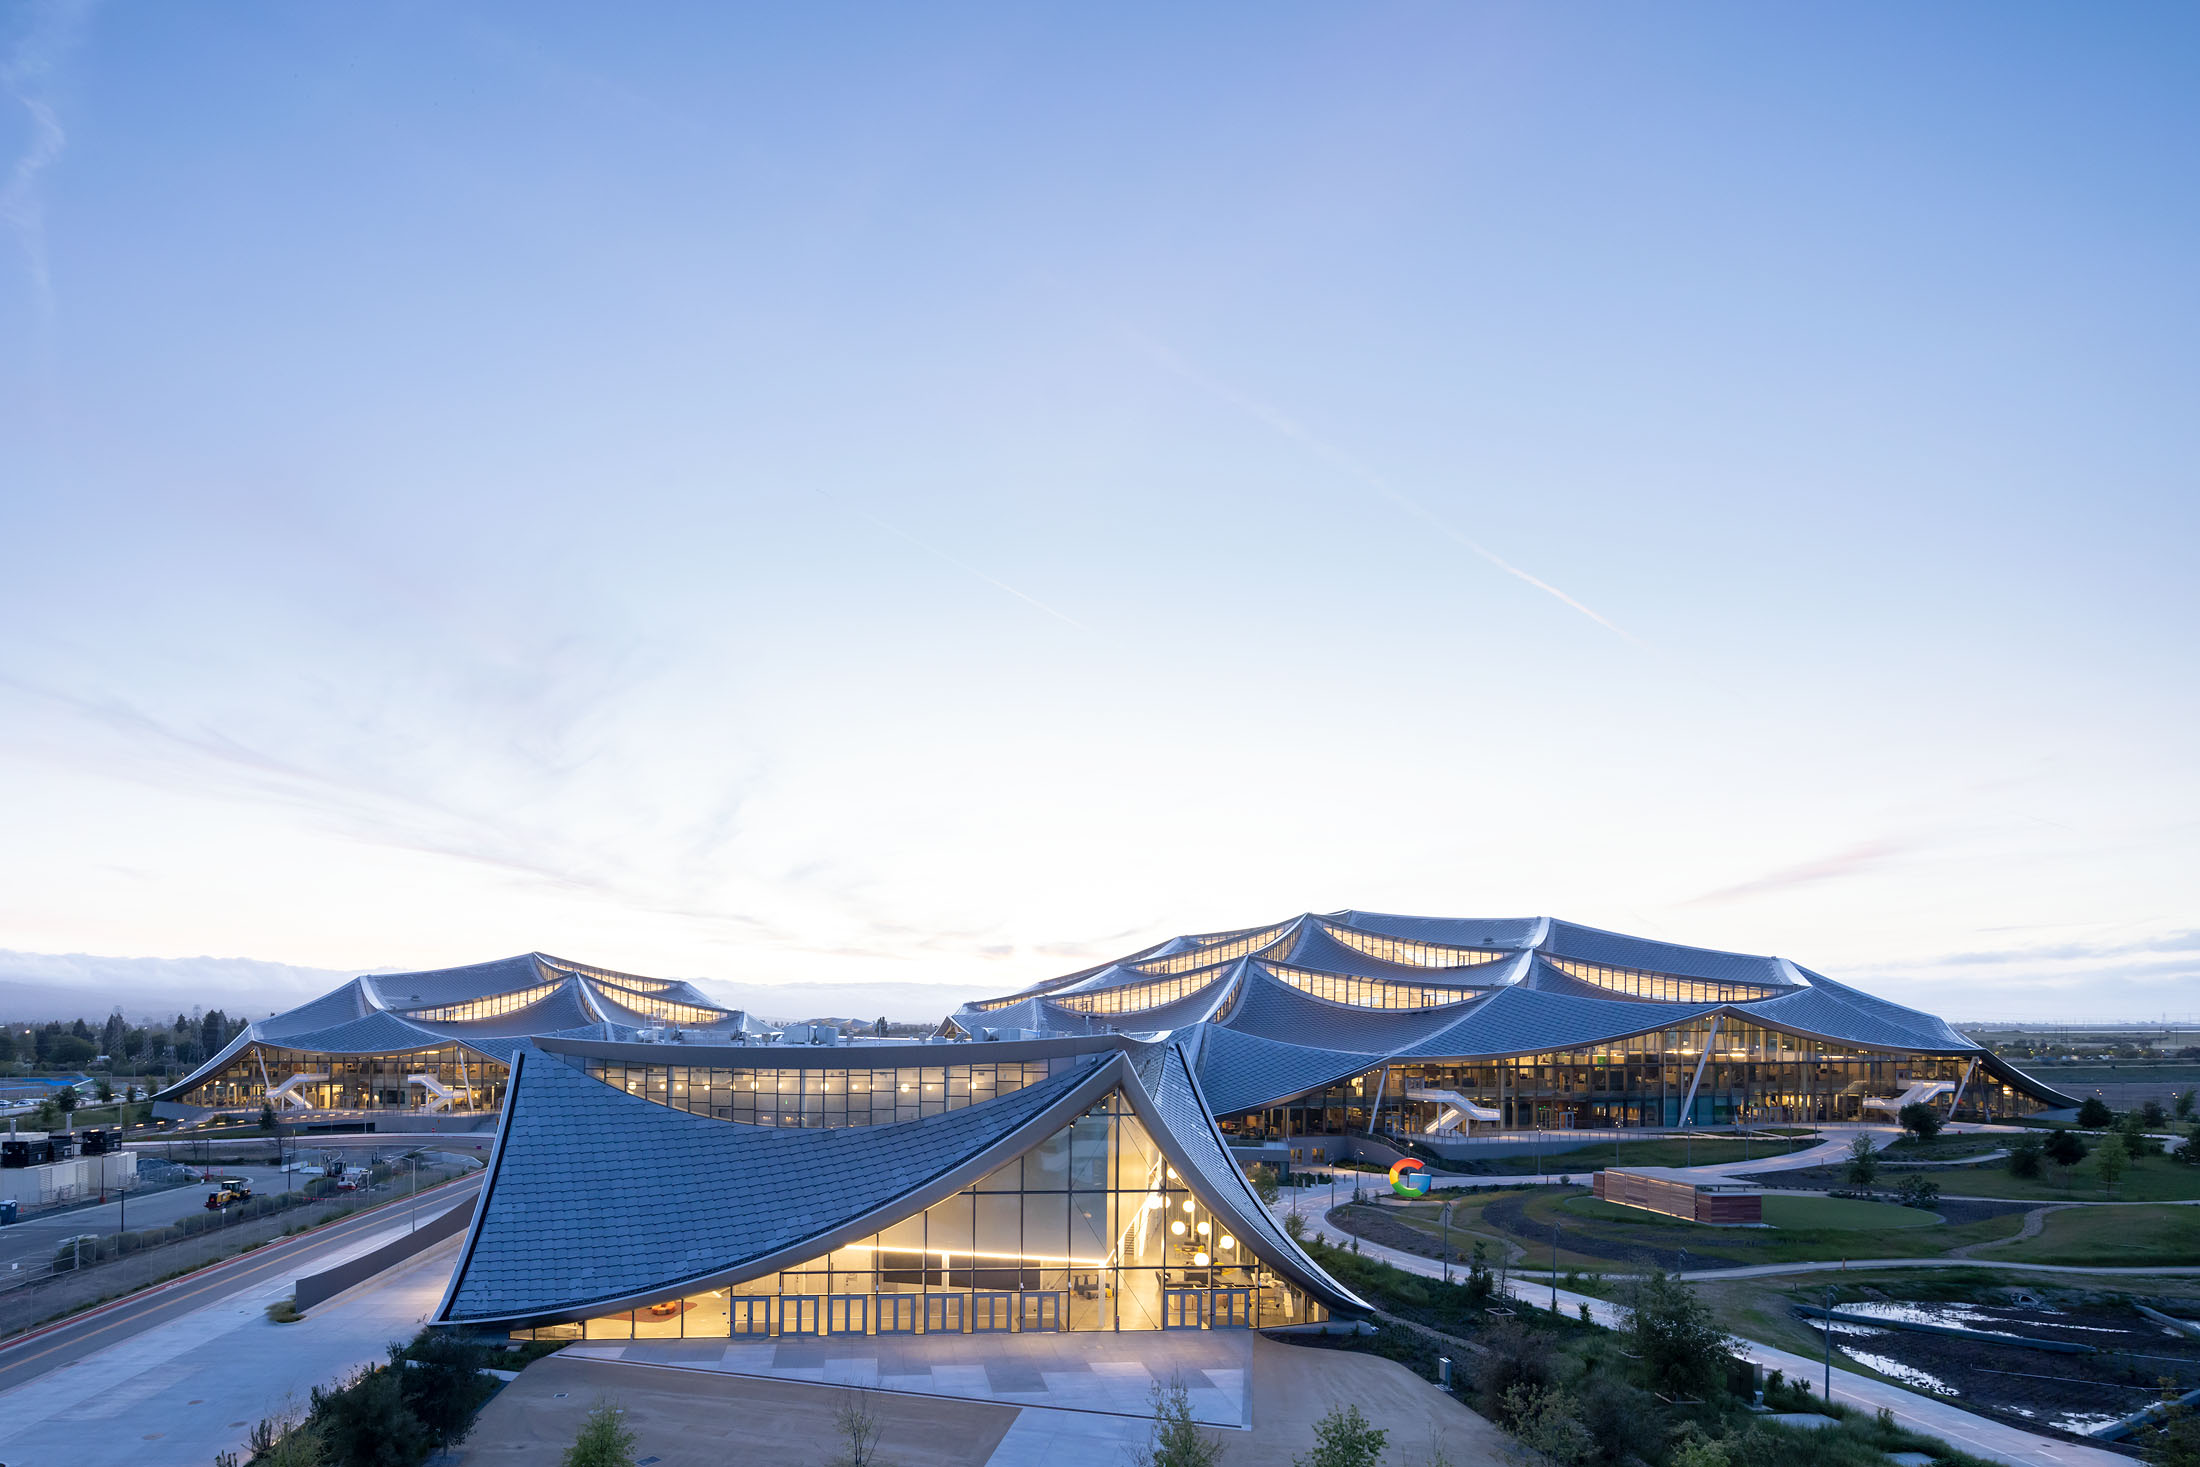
566, 1326, 1252, 1425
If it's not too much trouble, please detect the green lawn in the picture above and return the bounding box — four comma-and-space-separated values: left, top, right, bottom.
1366, 1185, 2021, 1270
1880, 1134, 2003, 1161
1930, 1154, 2200, 1202
1992, 1203, 2200, 1266
1519, 1134, 1820, 1171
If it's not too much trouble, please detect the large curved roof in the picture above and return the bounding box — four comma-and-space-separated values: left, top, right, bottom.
434, 1037, 1368, 1328
155, 952, 766, 1104
950, 909, 2074, 1112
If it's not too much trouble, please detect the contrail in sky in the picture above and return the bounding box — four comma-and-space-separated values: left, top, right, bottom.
1126, 329, 1640, 644
808, 486, 1091, 634
0, 0, 96, 320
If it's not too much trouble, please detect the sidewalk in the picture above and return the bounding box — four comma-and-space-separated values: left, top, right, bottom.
1273, 1190, 2127, 1467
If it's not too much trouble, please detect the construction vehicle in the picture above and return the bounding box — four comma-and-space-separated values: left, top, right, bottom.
204, 1176, 254, 1209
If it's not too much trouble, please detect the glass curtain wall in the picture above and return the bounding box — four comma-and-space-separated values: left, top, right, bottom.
515, 1090, 1323, 1340
177, 1044, 505, 1113
1229, 1020, 2050, 1136
581, 1058, 1066, 1127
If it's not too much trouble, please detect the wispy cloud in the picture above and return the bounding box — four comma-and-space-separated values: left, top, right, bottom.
0, 0, 94, 318
808, 485, 1093, 634
1683, 839, 1909, 906
1124, 329, 1641, 645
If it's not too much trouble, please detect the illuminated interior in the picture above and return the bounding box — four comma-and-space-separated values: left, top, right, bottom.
1318, 924, 1513, 970
1051, 964, 1230, 1016
1265, 961, 1487, 1011
582, 1057, 1059, 1127
512, 1089, 1323, 1339
399, 983, 562, 1023
1546, 957, 1789, 1004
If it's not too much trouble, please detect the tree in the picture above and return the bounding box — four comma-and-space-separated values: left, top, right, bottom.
1622, 1271, 1733, 1400
561, 1401, 637, 1467
1844, 1133, 1879, 1189
873, 1016, 889, 1037
1131, 1380, 1222, 1467
1295, 1402, 1388, 1467
2142, 1100, 2169, 1129
94, 1079, 113, 1104
1896, 1102, 1943, 1141
830, 1388, 888, 1467
401, 1334, 487, 1451
1503, 1386, 1591, 1467
55, 1086, 79, 1129
2007, 1137, 2045, 1179
312, 1365, 431, 1467
2044, 1127, 2089, 1168
1247, 1163, 1281, 1207
2095, 1144, 2129, 1197
2177, 1090, 2197, 1122
2078, 1097, 2115, 1129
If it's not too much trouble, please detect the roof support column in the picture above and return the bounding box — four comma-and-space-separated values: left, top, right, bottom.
1677, 1014, 1722, 1129
1947, 1056, 1977, 1118
1365, 1066, 1389, 1136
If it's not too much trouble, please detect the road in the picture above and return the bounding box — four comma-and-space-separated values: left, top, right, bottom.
0, 1164, 292, 1274
0, 1170, 480, 1393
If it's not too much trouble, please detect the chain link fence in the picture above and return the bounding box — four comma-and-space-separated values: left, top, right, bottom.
0, 1158, 472, 1340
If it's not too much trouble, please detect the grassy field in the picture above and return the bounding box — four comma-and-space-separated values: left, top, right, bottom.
1992, 1203, 2200, 1266
1880, 1134, 2004, 1161
1348, 1184, 2022, 1273
1931, 1153, 2200, 1202
1502, 1134, 1820, 1172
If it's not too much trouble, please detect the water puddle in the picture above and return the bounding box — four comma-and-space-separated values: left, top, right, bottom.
1838, 1346, 1959, 1396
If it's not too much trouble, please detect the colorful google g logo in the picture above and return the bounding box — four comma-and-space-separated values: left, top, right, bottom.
1388, 1158, 1430, 1198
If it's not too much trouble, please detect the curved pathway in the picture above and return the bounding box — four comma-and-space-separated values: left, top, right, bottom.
1273, 1186, 2138, 1467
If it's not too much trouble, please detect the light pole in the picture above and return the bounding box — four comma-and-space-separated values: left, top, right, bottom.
1549, 1223, 1559, 1312
1442, 1202, 1453, 1284
1822, 1285, 1835, 1402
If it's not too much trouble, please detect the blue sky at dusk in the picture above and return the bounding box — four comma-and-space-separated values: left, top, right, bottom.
2, 3, 2195, 1019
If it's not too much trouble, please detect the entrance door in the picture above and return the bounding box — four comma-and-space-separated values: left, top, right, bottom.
780, 1296, 820, 1336
877, 1294, 919, 1334
826, 1295, 869, 1335
970, 1292, 1014, 1332
1162, 1288, 1206, 1329
924, 1293, 965, 1334
1018, 1291, 1064, 1333
729, 1297, 771, 1336
1209, 1288, 1252, 1328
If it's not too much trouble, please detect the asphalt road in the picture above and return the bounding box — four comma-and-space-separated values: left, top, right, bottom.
0, 1170, 481, 1394
0, 1164, 293, 1273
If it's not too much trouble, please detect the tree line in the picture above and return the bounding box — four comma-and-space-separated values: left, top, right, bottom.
0, 1009, 252, 1075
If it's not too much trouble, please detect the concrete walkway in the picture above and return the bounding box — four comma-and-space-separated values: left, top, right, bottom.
565, 1326, 1253, 1426
0, 1226, 460, 1466
1274, 1188, 2126, 1467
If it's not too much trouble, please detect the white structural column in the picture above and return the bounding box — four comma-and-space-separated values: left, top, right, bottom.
1365, 1066, 1389, 1135
1947, 1057, 1978, 1116
1676, 1013, 1723, 1128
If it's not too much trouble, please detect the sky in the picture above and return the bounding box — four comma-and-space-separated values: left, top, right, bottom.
1, 3, 2195, 1023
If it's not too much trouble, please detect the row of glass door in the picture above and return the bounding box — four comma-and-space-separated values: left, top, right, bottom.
724, 1287, 1255, 1335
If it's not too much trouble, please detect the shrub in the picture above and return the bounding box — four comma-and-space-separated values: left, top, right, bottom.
1477, 1318, 1558, 1412
1622, 1271, 1733, 1401
1295, 1402, 1388, 1467
1896, 1102, 1943, 1140
2078, 1097, 2115, 1129
563, 1400, 638, 1467
2007, 1137, 2044, 1179
1247, 1162, 1281, 1206
1894, 1175, 1941, 1210
311, 1361, 431, 1467
2043, 1127, 2088, 1168
1503, 1385, 1592, 1466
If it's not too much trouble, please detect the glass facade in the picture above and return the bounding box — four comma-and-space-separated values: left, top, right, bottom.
174, 1043, 505, 1113
1226, 1018, 2049, 1136
1320, 924, 1511, 971
581, 1056, 1073, 1127
400, 984, 560, 1022
512, 1090, 1323, 1340
588, 983, 732, 1026
1546, 958, 1787, 1005
1267, 962, 1486, 1011
1052, 965, 1228, 1016
1128, 921, 1297, 975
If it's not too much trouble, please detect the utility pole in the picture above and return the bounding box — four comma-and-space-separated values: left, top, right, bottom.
410, 1155, 418, 1233
1442, 1202, 1453, 1285
1822, 1284, 1834, 1402
1549, 1223, 1559, 1312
